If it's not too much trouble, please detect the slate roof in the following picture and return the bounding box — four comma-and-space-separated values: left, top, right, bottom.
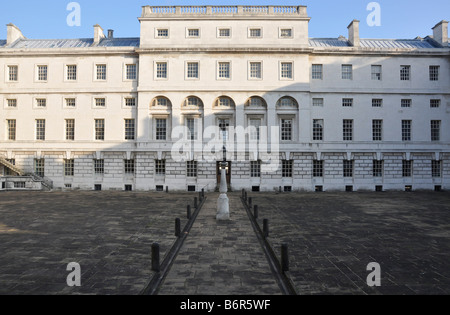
0, 40, 6, 47
309, 37, 441, 49
1, 37, 140, 49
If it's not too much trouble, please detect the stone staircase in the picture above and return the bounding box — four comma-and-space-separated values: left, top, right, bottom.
0, 156, 53, 191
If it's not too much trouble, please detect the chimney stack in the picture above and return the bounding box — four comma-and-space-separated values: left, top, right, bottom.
108, 29, 114, 39
93, 24, 105, 44
347, 20, 360, 47
432, 20, 448, 47
6, 23, 25, 45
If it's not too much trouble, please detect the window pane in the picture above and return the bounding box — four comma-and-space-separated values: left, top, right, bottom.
342, 65, 353, 79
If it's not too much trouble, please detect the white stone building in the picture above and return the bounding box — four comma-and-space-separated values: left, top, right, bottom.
0, 5, 449, 192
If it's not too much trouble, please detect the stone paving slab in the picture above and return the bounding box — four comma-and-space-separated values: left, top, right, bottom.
0, 191, 192, 295
1, 190, 450, 295
249, 191, 450, 295
158, 193, 281, 295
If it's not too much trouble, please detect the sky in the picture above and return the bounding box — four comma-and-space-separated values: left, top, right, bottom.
0, 0, 449, 40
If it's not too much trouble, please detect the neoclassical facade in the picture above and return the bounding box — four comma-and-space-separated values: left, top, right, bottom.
0, 5, 449, 192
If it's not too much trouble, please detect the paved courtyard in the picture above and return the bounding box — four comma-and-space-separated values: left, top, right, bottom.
0, 190, 449, 295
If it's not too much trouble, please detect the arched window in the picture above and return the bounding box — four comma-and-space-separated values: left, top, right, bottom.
277, 96, 298, 108
183, 96, 204, 108
214, 96, 235, 108
245, 96, 267, 108
151, 96, 172, 108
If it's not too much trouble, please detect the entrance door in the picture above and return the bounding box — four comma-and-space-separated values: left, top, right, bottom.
216, 161, 231, 187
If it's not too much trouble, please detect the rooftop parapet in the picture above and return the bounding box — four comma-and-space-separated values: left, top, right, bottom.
140, 5, 308, 19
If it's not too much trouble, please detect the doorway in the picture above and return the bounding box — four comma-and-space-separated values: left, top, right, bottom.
216, 161, 231, 187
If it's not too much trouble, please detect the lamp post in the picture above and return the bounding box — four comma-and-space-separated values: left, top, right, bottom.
216, 146, 230, 220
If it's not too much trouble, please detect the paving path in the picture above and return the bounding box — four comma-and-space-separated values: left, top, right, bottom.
158, 193, 281, 295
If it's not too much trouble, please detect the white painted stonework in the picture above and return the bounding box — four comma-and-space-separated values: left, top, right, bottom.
0, 5, 449, 192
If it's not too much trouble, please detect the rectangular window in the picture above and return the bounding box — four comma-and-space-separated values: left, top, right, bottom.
400, 65, 410, 81
7, 99, 17, 108
280, 62, 293, 79
124, 159, 135, 174
342, 64, 353, 80
372, 120, 383, 141
35, 159, 45, 177
155, 159, 166, 175
65, 98, 76, 107
429, 66, 440, 81
312, 98, 324, 107
188, 29, 200, 38
37, 65, 48, 81
156, 118, 167, 140
219, 119, 230, 141
186, 160, 198, 177
64, 159, 74, 176
126, 64, 137, 80
96, 64, 107, 80
281, 119, 292, 141
36, 119, 45, 140
401, 99, 412, 108
280, 28, 292, 38
218, 62, 230, 79
312, 64, 323, 80
250, 160, 261, 178
373, 160, 383, 177
313, 160, 323, 177
402, 120, 411, 141
431, 120, 441, 141
430, 99, 441, 108
36, 99, 47, 108
67, 65, 77, 81
94, 159, 104, 174
186, 118, 198, 140
95, 119, 105, 140
313, 119, 324, 141
125, 98, 136, 107
249, 119, 261, 141
249, 28, 262, 38
157, 29, 169, 37
8, 65, 18, 81
372, 99, 383, 107
343, 119, 353, 141
7, 119, 16, 141
219, 28, 231, 38
65, 119, 75, 141
249, 62, 262, 79
282, 160, 293, 178
95, 98, 106, 107
371, 65, 382, 80
187, 62, 199, 79
156, 62, 167, 79
343, 160, 353, 177
125, 119, 135, 140
402, 160, 412, 177
432, 160, 442, 178
342, 98, 353, 107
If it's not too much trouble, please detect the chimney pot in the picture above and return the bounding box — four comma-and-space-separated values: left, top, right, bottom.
348, 20, 360, 47
108, 29, 114, 39
432, 20, 448, 47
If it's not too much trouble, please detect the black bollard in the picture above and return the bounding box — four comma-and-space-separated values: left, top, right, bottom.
175, 218, 181, 237
244, 191, 247, 201
254, 205, 258, 219
281, 244, 289, 272
194, 197, 198, 209
263, 219, 269, 238
242, 189, 245, 198
151, 243, 160, 272
187, 205, 192, 220
248, 197, 252, 209
202, 188, 205, 198
166, 186, 169, 193
199, 191, 202, 202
